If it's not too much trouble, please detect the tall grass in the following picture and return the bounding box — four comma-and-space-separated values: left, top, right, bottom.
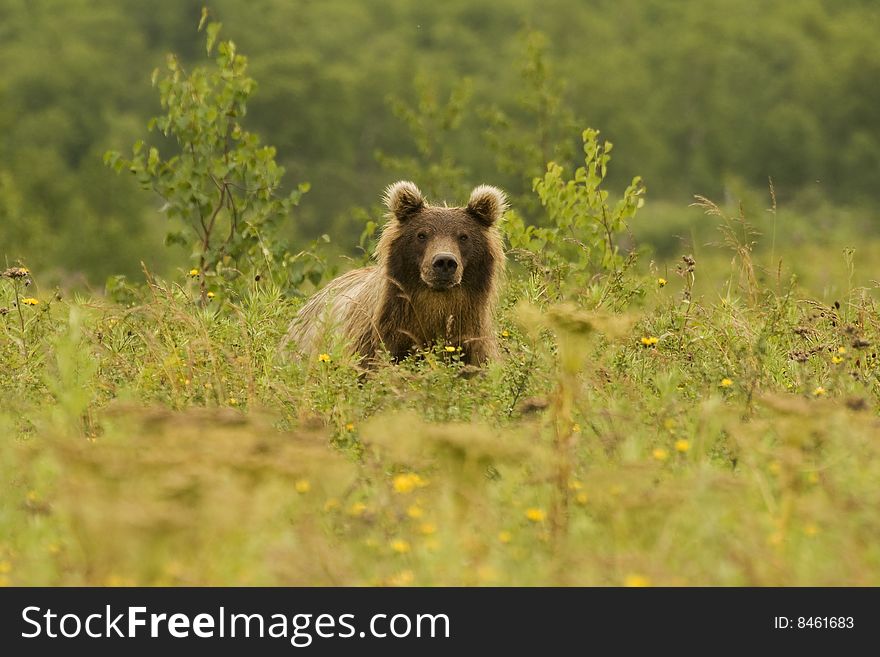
2, 205, 880, 586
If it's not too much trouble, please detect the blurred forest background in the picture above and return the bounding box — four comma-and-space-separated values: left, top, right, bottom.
1, 0, 879, 286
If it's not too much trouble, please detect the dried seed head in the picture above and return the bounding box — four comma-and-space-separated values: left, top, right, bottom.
2, 267, 29, 279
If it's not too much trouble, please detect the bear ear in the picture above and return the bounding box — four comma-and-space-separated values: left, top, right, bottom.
384, 181, 426, 222
466, 185, 508, 226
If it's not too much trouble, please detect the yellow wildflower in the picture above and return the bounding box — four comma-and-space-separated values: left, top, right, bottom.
838, 346, 847, 354
189, 268, 199, 277
317, 353, 331, 363
294, 479, 311, 494
831, 355, 843, 364
813, 386, 826, 397
501, 329, 510, 338
392, 473, 428, 494
575, 492, 589, 506
348, 502, 367, 517
105, 574, 136, 587
206, 291, 215, 299
624, 574, 652, 587
444, 345, 457, 353
390, 539, 411, 554
640, 336, 659, 347
720, 378, 733, 388
525, 508, 546, 523
674, 439, 690, 453
571, 424, 581, 434
657, 277, 667, 287
652, 448, 669, 462
345, 422, 355, 432
21, 298, 39, 306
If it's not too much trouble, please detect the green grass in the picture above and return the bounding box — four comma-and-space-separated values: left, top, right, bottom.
2, 211, 880, 587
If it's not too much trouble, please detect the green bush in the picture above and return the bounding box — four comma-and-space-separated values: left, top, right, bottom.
504, 129, 646, 303
104, 12, 319, 298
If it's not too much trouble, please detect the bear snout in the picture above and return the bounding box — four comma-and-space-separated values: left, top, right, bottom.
432, 252, 459, 274
421, 251, 462, 289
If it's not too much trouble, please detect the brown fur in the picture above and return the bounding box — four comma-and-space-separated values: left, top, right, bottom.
285, 181, 507, 365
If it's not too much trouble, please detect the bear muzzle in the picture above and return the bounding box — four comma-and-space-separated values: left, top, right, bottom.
422, 251, 462, 289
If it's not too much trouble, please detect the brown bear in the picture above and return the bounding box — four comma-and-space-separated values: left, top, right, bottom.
285, 181, 507, 366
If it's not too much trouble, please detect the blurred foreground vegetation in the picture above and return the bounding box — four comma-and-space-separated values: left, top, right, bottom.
3, 229, 880, 585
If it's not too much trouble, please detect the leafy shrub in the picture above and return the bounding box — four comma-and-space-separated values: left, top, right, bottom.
503, 128, 646, 303
104, 11, 320, 298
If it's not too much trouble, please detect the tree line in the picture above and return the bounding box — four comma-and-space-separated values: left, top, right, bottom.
1, 0, 877, 282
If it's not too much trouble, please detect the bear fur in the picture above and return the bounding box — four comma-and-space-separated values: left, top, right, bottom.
285, 181, 507, 365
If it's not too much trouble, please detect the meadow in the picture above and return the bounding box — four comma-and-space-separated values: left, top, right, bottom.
2, 7, 880, 587
4, 180, 880, 588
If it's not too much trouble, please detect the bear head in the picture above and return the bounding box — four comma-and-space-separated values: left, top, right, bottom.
380, 181, 507, 293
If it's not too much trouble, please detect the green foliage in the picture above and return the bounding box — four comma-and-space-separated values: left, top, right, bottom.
480, 30, 579, 215
4, 228, 880, 585
3, 1, 880, 284
104, 14, 317, 297
504, 129, 646, 302
375, 73, 474, 201
0, 266, 56, 365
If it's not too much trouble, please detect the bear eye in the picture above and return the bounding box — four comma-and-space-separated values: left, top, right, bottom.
459, 234, 469, 242
417, 232, 428, 241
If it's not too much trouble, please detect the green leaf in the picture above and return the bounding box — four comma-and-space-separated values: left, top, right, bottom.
165, 231, 188, 247
206, 22, 222, 55
147, 147, 159, 171
198, 6, 209, 32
